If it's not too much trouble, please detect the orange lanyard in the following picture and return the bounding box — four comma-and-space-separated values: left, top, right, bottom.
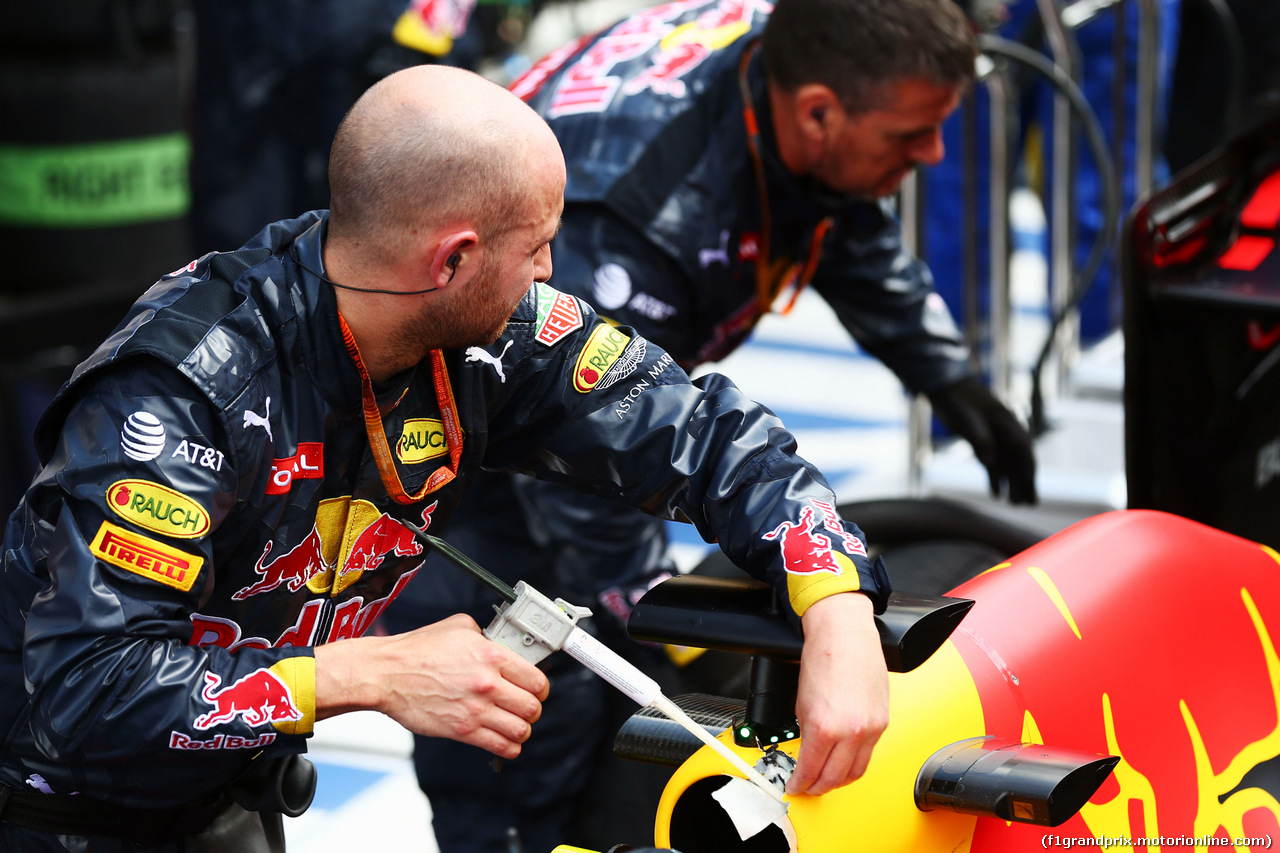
738, 43, 833, 317
338, 314, 463, 504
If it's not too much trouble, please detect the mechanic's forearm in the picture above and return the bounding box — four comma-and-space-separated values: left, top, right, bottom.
314, 636, 383, 720
799, 589, 878, 640
312, 616, 549, 759
790, 590, 890, 795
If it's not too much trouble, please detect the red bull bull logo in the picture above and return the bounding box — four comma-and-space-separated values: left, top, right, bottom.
764, 505, 842, 577
231, 499, 437, 600
764, 500, 866, 614
193, 669, 302, 730
337, 511, 425, 579
232, 528, 326, 601
762, 499, 866, 577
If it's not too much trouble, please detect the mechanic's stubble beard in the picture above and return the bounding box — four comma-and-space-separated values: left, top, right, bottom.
809, 139, 909, 202
389, 247, 516, 360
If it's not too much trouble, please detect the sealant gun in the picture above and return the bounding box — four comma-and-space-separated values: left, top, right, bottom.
402, 523, 787, 806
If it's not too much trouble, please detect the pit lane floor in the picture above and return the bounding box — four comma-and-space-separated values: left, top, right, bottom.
287, 188, 1124, 852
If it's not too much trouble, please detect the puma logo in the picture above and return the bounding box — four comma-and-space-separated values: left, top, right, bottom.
465, 340, 514, 383
698, 230, 731, 268
242, 397, 273, 442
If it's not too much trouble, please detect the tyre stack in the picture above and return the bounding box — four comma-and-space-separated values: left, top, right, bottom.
0, 0, 195, 514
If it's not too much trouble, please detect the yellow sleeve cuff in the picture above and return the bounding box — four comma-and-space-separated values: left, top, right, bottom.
787, 551, 864, 617
269, 655, 316, 736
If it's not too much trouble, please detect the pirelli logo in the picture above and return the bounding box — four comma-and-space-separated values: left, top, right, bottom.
90, 521, 204, 592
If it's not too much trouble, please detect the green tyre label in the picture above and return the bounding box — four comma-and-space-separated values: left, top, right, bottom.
0, 132, 190, 227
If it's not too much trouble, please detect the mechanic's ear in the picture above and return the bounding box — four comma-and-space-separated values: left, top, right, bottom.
794, 84, 840, 144
431, 233, 476, 290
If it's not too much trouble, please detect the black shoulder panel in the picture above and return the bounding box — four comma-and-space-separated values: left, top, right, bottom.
121, 249, 267, 362
32, 247, 270, 462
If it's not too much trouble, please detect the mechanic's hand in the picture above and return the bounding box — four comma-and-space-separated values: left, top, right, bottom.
788, 593, 889, 797
927, 376, 1038, 504
315, 613, 550, 759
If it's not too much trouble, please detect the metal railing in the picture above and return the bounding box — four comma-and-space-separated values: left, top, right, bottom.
905, 0, 1163, 495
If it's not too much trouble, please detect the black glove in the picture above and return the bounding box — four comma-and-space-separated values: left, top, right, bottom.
927, 376, 1038, 505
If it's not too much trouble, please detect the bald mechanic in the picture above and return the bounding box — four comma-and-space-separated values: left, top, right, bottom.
0, 65, 890, 852
380, 0, 1038, 850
